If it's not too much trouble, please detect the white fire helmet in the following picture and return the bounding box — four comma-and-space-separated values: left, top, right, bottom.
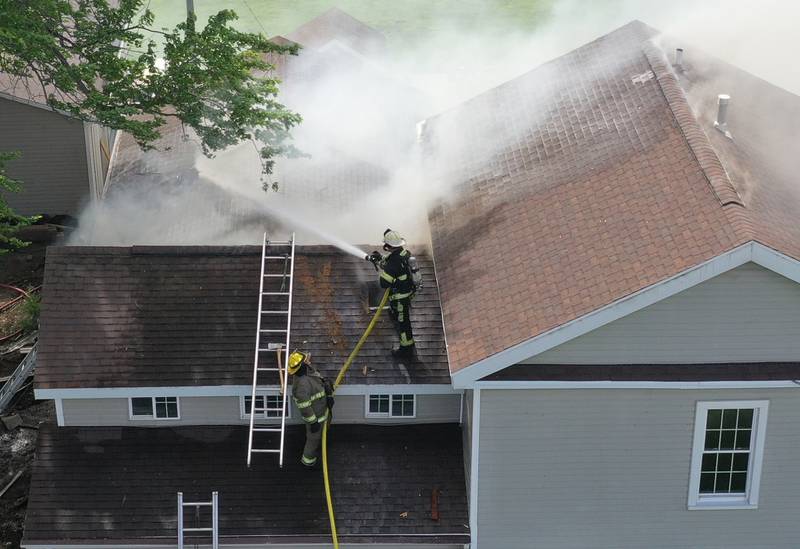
383, 229, 406, 248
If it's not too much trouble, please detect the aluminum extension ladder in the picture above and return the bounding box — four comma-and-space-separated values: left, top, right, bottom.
0, 345, 36, 414
177, 491, 218, 549
246, 232, 296, 467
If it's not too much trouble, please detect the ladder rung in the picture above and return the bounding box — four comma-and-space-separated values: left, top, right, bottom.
267, 240, 292, 245
260, 329, 287, 332
264, 255, 289, 259
253, 427, 282, 432
182, 502, 213, 507
263, 274, 287, 277
262, 292, 290, 295
183, 527, 213, 532
251, 449, 281, 453
261, 310, 289, 314
256, 367, 280, 372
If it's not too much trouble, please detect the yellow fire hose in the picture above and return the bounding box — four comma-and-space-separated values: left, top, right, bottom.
322, 288, 390, 549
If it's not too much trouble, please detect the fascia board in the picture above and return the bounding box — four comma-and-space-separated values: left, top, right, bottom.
475, 380, 800, 390
751, 242, 800, 283
451, 242, 755, 388
35, 384, 459, 400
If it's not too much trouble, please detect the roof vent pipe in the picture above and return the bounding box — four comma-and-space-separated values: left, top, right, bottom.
674, 48, 684, 71
714, 94, 732, 138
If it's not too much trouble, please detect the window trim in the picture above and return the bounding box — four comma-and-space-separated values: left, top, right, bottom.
128, 396, 180, 420
240, 394, 291, 420
688, 400, 769, 510
364, 394, 416, 419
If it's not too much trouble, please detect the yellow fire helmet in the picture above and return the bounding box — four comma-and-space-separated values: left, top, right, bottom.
288, 351, 309, 374
383, 229, 406, 248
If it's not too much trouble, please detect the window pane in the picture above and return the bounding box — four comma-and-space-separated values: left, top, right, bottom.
155, 397, 178, 418
722, 409, 738, 429
707, 409, 722, 429
715, 473, 731, 492
131, 398, 152, 416
265, 395, 284, 418
717, 453, 733, 472
705, 430, 720, 450
369, 395, 389, 414
738, 409, 753, 429
730, 472, 747, 492
391, 395, 414, 417
735, 429, 751, 450
701, 454, 717, 472
732, 453, 749, 472
699, 473, 715, 493
720, 430, 736, 449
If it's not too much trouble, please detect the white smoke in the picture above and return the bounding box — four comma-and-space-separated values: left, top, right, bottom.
68, 0, 798, 249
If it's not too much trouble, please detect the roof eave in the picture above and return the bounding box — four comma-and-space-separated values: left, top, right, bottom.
451, 241, 800, 388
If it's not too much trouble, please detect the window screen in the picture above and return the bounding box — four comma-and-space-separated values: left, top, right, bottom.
131, 397, 153, 417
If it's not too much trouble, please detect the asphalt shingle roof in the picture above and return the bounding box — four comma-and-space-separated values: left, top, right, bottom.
425, 21, 800, 374
36, 245, 449, 389
23, 423, 469, 545
285, 7, 387, 57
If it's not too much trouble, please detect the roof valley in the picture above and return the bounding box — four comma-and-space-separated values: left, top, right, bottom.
641, 41, 756, 243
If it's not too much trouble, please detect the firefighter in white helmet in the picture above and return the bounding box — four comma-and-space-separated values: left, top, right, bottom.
288, 351, 332, 467
366, 229, 418, 360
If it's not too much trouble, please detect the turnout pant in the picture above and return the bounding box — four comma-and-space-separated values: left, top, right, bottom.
389, 297, 415, 348
302, 413, 328, 466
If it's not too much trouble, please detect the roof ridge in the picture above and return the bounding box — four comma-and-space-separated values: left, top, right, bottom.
641, 41, 755, 241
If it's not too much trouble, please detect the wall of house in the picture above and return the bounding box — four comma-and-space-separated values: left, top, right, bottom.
59, 393, 462, 427
523, 262, 800, 364
22, 539, 468, 549
475, 387, 800, 549
0, 97, 90, 217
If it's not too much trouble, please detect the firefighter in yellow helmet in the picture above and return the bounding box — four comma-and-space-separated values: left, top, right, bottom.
366, 229, 419, 360
288, 350, 333, 467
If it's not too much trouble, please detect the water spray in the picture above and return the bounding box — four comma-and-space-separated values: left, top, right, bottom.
206, 178, 368, 259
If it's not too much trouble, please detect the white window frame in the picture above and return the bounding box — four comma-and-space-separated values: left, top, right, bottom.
240, 394, 290, 420
688, 400, 769, 510
364, 394, 416, 418
128, 396, 180, 420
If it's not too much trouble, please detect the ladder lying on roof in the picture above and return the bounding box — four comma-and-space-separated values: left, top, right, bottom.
0, 345, 37, 414
246, 232, 296, 467
177, 491, 218, 549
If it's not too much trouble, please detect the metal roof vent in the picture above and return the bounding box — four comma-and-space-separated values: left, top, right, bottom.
714, 94, 732, 138
674, 48, 684, 72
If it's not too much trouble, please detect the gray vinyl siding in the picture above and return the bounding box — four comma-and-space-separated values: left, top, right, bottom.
22, 541, 466, 549
0, 97, 90, 216
476, 388, 800, 549
524, 262, 800, 364
61, 396, 244, 427
60, 394, 461, 426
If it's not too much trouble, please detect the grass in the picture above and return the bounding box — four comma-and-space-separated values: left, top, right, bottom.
143, 0, 556, 53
